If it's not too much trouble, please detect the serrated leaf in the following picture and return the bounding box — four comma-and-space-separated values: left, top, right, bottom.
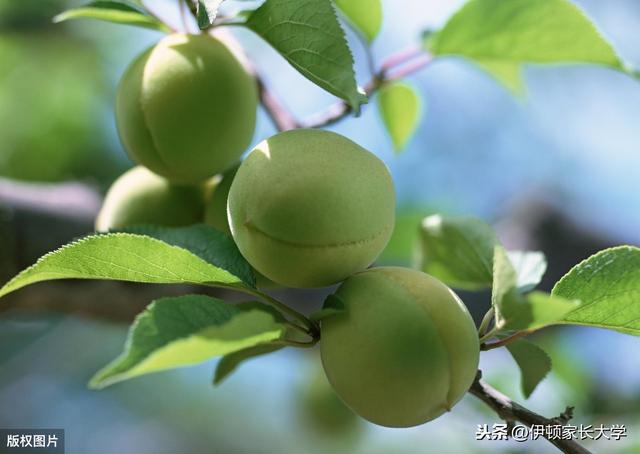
552, 246, 640, 335
493, 247, 579, 332
377, 82, 421, 153
428, 0, 621, 93
419, 214, 497, 290
245, 0, 366, 112
121, 224, 256, 288
0, 233, 250, 299
491, 245, 518, 318
506, 338, 551, 399
310, 294, 346, 322
53, 0, 169, 32
502, 291, 580, 333
214, 343, 283, 385
335, 0, 382, 42
90, 295, 285, 388
508, 250, 547, 293
197, 0, 223, 29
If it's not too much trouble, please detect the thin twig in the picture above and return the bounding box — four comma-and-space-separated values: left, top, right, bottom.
185, 0, 198, 18
300, 51, 431, 128
384, 54, 432, 82
379, 45, 423, 73
470, 372, 592, 454
258, 48, 431, 131
482, 330, 531, 351
178, 0, 190, 33
257, 77, 300, 131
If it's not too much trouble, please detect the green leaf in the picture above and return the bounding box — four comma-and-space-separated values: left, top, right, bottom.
245, 0, 367, 112
428, 0, 621, 92
0, 233, 250, 299
508, 250, 547, 293
53, 0, 170, 32
419, 214, 497, 290
377, 82, 422, 153
506, 338, 551, 399
310, 294, 346, 322
334, 0, 382, 42
90, 295, 285, 388
493, 247, 579, 332
214, 344, 284, 385
507, 291, 580, 332
491, 245, 518, 318
477, 60, 525, 94
552, 246, 640, 335
197, 0, 223, 29
121, 224, 256, 288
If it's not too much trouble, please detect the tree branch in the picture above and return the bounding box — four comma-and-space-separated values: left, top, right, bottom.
470, 371, 592, 454
299, 51, 432, 129
255, 47, 432, 132
481, 330, 531, 351
257, 77, 300, 131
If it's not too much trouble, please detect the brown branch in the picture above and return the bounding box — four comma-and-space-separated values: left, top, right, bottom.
481, 330, 531, 351
384, 54, 432, 83
379, 45, 423, 72
254, 48, 432, 132
257, 77, 299, 131
470, 372, 592, 454
299, 50, 432, 129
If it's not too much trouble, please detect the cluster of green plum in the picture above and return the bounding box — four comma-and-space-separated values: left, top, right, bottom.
100, 33, 480, 428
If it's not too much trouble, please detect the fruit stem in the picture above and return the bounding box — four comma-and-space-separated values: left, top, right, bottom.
481, 330, 531, 351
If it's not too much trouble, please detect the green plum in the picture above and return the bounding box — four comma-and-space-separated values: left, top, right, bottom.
203, 165, 279, 289
116, 33, 257, 183
320, 267, 480, 428
96, 166, 204, 231
227, 129, 396, 288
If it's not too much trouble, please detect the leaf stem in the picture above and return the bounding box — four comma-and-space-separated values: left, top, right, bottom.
469, 371, 592, 453
284, 321, 315, 340
238, 287, 320, 339
274, 339, 317, 349
178, 0, 190, 32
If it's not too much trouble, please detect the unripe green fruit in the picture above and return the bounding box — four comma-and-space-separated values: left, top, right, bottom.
116, 33, 257, 183
203, 165, 280, 289
228, 129, 396, 288
320, 267, 480, 428
96, 166, 204, 231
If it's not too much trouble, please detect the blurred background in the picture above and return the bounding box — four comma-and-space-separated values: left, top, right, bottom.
1, 0, 639, 452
